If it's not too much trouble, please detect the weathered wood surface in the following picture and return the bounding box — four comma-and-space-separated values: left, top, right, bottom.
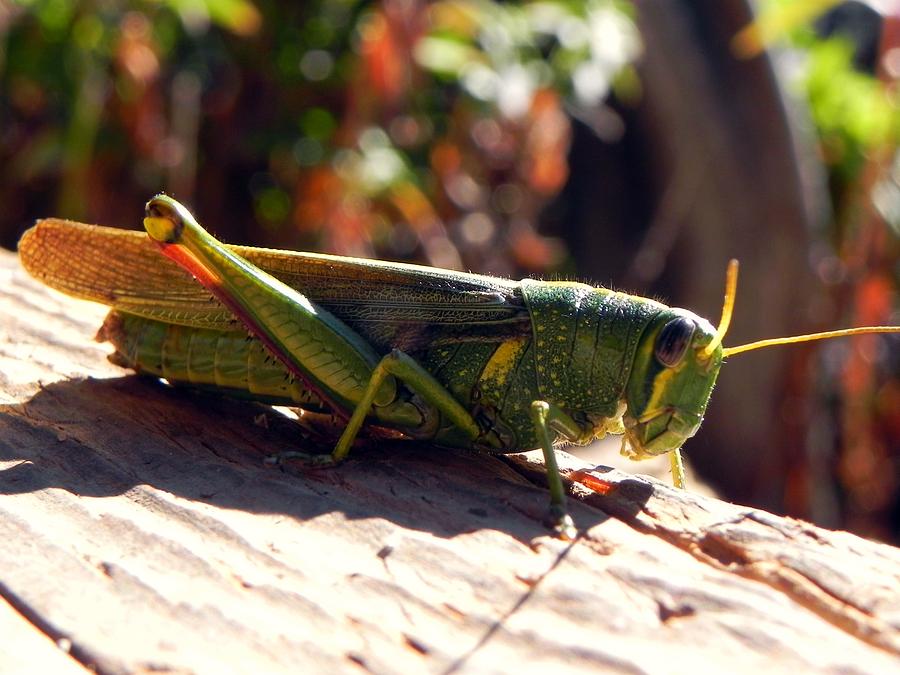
1, 245, 899, 675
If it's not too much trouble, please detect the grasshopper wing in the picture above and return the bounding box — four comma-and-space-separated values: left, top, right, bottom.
19, 219, 531, 348
19, 219, 234, 328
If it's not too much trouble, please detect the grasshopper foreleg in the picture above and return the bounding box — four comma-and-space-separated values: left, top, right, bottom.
669, 449, 686, 489
530, 401, 579, 540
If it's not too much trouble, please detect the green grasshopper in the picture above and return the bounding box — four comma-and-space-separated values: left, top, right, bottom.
18, 195, 900, 538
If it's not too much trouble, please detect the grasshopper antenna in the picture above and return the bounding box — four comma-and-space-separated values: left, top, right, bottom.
710, 257, 900, 357
702, 259, 739, 359
723, 326, 900, 357
702, 259, 900, 358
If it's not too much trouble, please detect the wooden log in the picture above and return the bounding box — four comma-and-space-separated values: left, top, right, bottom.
1, 246, 899, 674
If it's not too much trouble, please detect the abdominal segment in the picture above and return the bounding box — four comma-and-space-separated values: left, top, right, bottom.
97, 310, 326, 409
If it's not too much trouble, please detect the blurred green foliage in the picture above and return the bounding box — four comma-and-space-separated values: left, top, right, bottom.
0, 0, 640, 278
745, 0, 900, 539
804, 37, 898, 172
748, 0, 899, 215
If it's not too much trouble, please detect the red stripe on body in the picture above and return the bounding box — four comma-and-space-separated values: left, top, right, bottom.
153, 241, 350, 419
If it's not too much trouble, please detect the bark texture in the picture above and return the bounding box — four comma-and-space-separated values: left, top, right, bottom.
1, 248, 899, 674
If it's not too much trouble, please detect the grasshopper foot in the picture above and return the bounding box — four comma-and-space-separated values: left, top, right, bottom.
545, 506, 577, 541
265, 451, 340, 469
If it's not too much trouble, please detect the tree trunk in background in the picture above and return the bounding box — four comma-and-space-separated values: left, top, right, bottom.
550, 0, 829, 517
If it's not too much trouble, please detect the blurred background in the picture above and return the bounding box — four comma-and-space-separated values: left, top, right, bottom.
1, 0, 898, 542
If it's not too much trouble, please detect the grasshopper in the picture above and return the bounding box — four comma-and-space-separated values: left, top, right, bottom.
18, 195, 900, 538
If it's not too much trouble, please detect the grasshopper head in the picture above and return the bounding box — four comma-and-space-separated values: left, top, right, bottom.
621, 260, 737, 461
617, 258, 900, 465
621, 310, 723, 460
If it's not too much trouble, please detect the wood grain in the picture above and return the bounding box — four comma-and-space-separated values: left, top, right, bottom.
1, 247, 898, 674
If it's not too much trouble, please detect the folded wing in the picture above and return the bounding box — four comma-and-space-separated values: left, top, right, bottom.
19, 219, 532, 351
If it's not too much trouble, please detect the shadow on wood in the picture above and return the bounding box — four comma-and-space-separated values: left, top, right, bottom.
0, 375, 645, 541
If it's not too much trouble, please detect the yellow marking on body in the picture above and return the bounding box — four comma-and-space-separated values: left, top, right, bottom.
644, 362, 683, 415
480, 337, 528, 387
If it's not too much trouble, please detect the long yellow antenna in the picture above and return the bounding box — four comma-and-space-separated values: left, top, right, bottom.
703, 258, 900, 358
722, 326, 900, 357
702, 258, 739, 358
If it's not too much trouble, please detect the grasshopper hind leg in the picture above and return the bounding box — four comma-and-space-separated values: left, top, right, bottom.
270, 348, 485, 469
262, 404, 370, 470
265, 450, 338, 469
261, 410, 345, 468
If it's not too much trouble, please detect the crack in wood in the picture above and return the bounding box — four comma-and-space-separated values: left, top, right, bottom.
440, 538, 579, 675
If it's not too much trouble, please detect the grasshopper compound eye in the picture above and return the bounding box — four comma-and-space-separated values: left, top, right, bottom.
654, 317, 695, 367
